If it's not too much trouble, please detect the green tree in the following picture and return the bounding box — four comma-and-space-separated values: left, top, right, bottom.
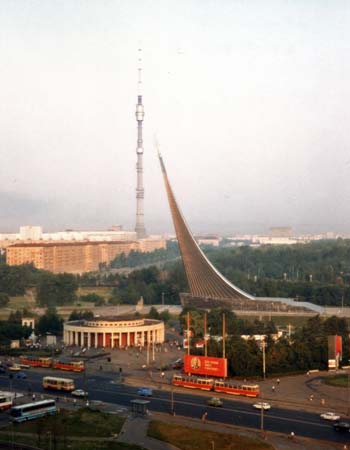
36, 308, 63, 336
36, 273, 78, 307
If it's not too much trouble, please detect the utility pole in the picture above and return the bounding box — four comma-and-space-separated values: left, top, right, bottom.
161, 292, 165, 306
260, 395, 264, 436
170, 387, 174, 415
147, 342, 150, 367
262, 341, 266, 380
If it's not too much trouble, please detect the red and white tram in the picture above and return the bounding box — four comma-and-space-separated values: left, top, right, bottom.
172, 374, 259, 397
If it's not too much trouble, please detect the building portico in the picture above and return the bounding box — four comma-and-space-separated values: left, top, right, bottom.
63, 316, 164, 349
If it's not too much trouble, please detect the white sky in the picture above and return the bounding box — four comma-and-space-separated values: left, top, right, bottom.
0, 1, 349, 235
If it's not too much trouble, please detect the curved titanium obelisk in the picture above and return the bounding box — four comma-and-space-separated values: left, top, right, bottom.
135, 49, 147, 238
158, 151, 254, 301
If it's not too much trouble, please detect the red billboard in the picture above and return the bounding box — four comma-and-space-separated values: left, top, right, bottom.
184, 354, 227, 378
328, 335, 342, 369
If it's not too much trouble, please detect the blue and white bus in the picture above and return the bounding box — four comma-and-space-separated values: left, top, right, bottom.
10, 399, 56, 423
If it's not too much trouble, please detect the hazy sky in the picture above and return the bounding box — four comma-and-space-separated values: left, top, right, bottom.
1, 1, 349, 235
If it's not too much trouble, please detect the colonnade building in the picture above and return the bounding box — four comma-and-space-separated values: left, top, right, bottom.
63, 316, 165, 348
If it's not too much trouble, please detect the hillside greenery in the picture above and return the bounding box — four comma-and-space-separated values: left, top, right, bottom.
1, 239, 350, 307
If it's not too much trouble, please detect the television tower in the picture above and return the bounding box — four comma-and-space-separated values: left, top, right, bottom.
135, 48, 147, 238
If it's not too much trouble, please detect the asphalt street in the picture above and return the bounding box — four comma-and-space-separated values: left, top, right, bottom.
0, 369, 349, 446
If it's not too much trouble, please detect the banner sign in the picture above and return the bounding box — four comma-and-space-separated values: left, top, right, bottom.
328, 335, 342, 369
184, 354, 227, 378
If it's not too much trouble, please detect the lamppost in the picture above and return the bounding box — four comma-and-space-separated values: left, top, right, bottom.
347, 367, 350, 416
170, 386, 174, 415
262, 341, 266, 380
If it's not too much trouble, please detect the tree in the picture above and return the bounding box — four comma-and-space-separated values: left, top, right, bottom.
36, 273, 78, 307
148, 306, 160, 320
36, 308, 63, 336
68, 310, 94, 321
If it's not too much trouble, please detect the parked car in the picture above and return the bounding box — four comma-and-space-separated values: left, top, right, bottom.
72, 389, 88, 397
253, 402, 271, 410
16, 371, 27, 379
207, 397, 223, 407
333, 420, 350, 432
137, 387, 152, 397
320, 412, 340, 421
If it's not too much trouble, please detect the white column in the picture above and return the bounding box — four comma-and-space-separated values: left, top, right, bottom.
103, 332, 106, 347
95, 332, 98, 348
87, 332, 91, 348
127, 332, 130, 346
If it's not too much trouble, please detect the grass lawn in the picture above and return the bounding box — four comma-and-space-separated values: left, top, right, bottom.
12, 407, 125, 437
148, 421, 274, 450
77, 286, 113, 299
0, 408, 145, 450
324, 374, 348, 387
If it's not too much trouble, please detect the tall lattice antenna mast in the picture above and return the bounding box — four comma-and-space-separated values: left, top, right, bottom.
135, 48, 147, 238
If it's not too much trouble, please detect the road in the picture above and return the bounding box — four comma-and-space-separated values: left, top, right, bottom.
0, 369, 349, 445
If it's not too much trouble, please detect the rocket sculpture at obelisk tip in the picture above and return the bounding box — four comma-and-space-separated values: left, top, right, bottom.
135, 48, 147, 238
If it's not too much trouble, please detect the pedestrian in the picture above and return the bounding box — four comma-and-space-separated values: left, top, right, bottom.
272, 385, 275, 392
86, 400, 90, 407
276, 378, 280, 385
161, 371, 165, 379
73, 399, 77, 407
289, 431, 295, 440
32, 393, 36, 402
201, 411, 208, 423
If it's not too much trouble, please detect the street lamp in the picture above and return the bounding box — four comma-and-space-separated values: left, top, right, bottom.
261, 341, 266, 380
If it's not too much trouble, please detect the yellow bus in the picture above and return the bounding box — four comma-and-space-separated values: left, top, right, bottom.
42, 376, 75, 391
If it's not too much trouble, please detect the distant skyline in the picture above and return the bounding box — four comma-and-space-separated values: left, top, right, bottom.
1, 1, 349, 235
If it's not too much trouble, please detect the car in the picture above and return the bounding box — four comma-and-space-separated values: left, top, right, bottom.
137, 387, 152, 397
333, 420, 350, 432
8, 365, 21, 372
72, 389, 88, 397
320, 412, 340, 421
207, 397, 223, 407
16, 371, 27, 379
253, 402, 271, 411
172, 359, 184, 370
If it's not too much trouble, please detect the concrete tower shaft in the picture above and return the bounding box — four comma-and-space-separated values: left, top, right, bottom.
135, 50, 146, 238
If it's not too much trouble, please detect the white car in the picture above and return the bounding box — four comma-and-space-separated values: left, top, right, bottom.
71, 389, 88, 397
253, 402, 271, 411
320, 412, 340, 421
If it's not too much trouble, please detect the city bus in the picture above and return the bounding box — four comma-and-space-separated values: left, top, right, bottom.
42, 376, 75, 391
53, 359, 85, 372
10, 399, 56, 423
0, 392, 13, 411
